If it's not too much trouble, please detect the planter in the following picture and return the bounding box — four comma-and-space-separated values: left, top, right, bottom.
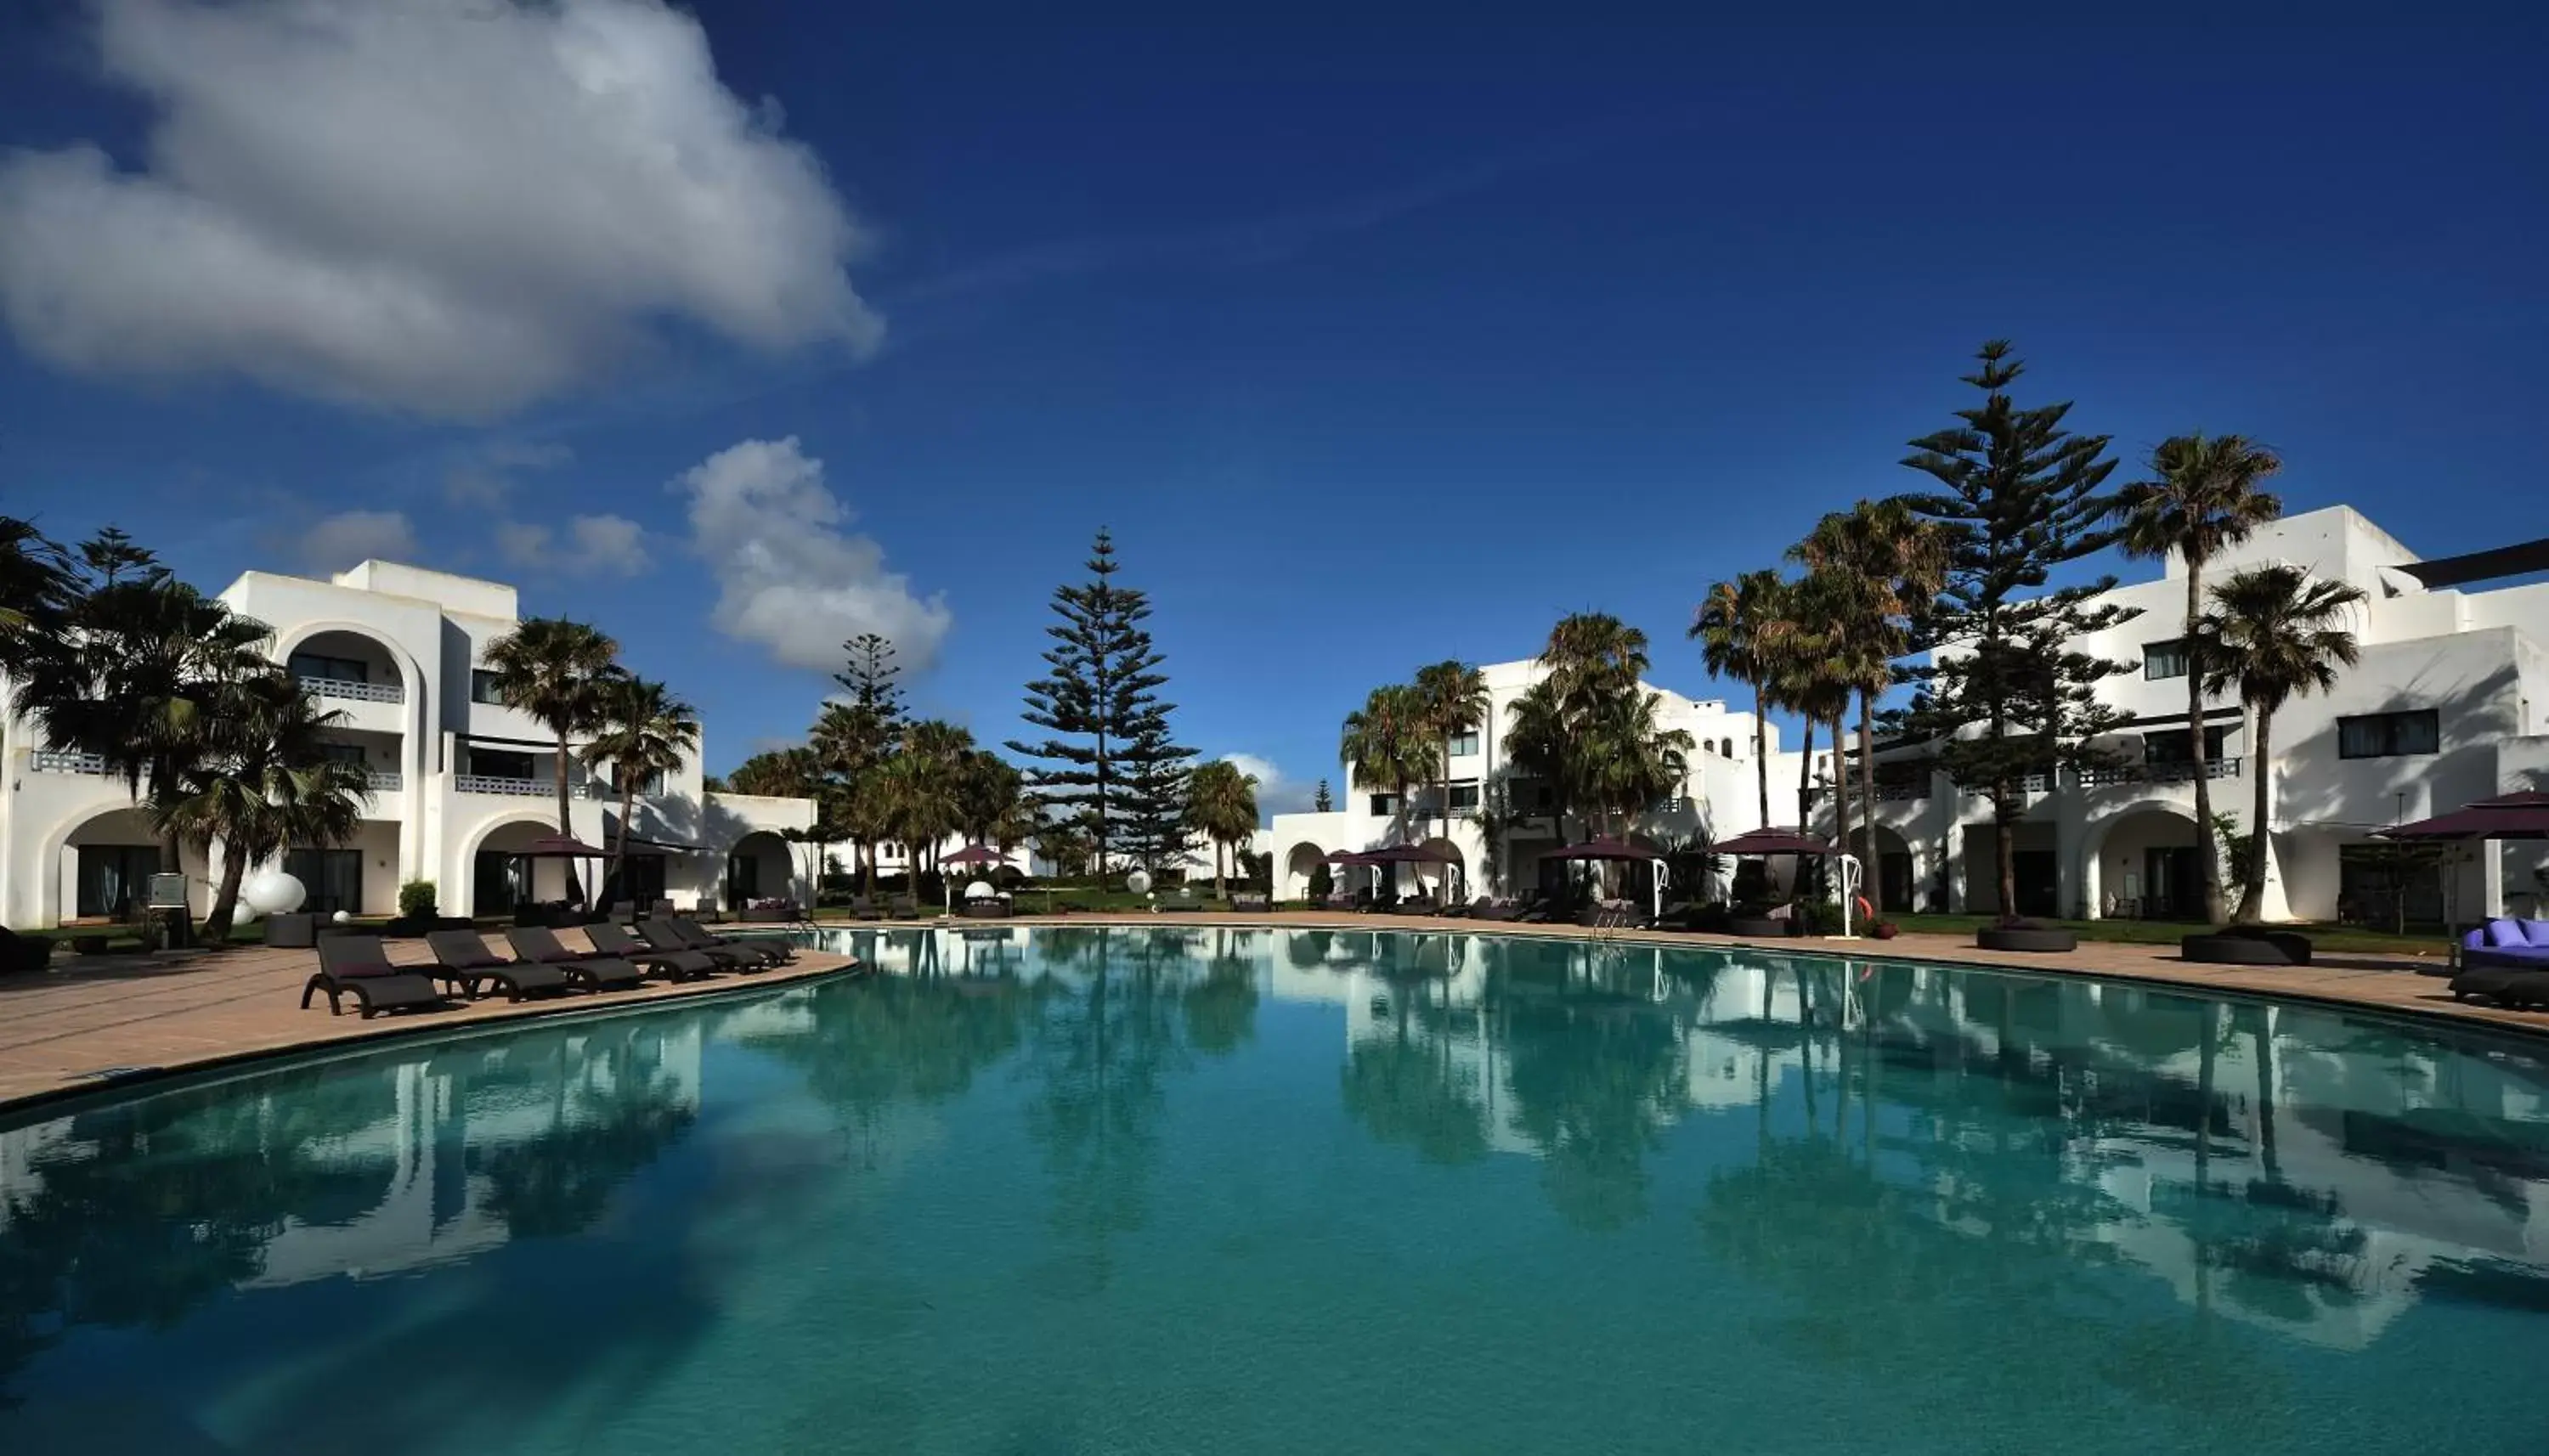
71, 934, 113, 956
1977, 925, 2078, 953
1870, 924, 1901, 941
1727, 916, 1799, 939
2181, 929, 2314, 967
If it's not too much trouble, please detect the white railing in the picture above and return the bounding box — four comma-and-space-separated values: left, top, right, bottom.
32, 748, 108, 776
456, 774, 545, 796
367, 770, 404, 792
302, 675, 404, 704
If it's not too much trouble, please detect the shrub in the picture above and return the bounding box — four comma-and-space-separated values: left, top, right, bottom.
1794, 898, 1844, 936
1308, 863, 1333, 901
398, 880, 438, 919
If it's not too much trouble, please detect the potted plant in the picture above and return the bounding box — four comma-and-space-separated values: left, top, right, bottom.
1869, 920, 1900, 940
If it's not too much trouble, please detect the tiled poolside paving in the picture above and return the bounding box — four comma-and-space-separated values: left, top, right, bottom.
0, 913, 2528, 1111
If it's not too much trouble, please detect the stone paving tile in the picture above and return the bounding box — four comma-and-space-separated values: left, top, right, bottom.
1, 912, 2529, 1115
0, 928, 856, 1111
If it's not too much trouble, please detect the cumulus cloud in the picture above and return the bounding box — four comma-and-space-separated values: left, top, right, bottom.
1224, 753, 1314, 821
297, 510, 418, 573
0, 0, 879, 420
675, 437, 950, 673
495, 513, 647, 577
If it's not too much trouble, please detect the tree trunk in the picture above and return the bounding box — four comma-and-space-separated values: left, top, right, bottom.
2187, 562, 2226, 924
2253, 1007, 2281, 1182
551, 730, 582, 905
2237, 704, 2273, 923
1213, 838, 1226, 900
201, 839, 249, 945
1995, 810, 2018, 926
861, 839, 875, 898
1795, 717, 1815, 831
1857, 691, 1879, 879
1829, 712, 1851, 873
1751, 676, 1771, 830
613, 781, 635, 905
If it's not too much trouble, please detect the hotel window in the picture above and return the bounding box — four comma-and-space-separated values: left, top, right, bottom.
2143, 639, 2190, 680
613, 765, 667, 796
2337, 709, 2439, 759
468, 747, 535, 781
1368, 793, 1397, 816
288, 651, 369, 684
1447, 731, 1480, 758
1445, 782, 1481, 813
471, 669, 506, 705
319, 742, 368, 769
2142, 726, 2230, 765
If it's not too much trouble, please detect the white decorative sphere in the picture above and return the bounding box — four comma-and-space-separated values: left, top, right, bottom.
332, 910, 353, 924
965, 880, 996, 900
241, 868, 305, 917
1125, 869, 1153, 896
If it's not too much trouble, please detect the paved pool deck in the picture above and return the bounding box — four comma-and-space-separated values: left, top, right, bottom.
0, 913, 2527, 1114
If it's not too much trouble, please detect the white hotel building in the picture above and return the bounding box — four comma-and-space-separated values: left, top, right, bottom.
1274, 506, 2549, 927
0, 559, 814, 928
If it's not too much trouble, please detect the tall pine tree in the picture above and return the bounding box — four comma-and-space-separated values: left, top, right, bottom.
1009, 531, 1193, 872
1899, 341, 2139, 922
818, 632, 907, 894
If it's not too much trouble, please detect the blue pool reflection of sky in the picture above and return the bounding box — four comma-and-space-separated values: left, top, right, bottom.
4, 926, 2547, 1453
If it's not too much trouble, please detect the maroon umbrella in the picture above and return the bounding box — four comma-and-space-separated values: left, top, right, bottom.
1541, 837, 1664, 861
1324, 848, 1377, 865
1710, 827, 1840, 858
1365, 843, 1460, 863
518, 833, 610, 858
941, 844, 1010, 866
2378, 791, 2549, 841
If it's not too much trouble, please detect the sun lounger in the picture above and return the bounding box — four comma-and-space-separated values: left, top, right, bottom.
847, 894, 883, 921
423, 929, 588, 999
661, 915, 795, 966
305, 934, 452, 1019
1230, 891, 1272, 912
645, 917, 782, 970
506, 924, 678, 987
886, 894, 923, 919
582, 922, 723, 979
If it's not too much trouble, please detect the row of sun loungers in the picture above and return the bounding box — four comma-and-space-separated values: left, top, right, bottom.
302, 918, 800, 1019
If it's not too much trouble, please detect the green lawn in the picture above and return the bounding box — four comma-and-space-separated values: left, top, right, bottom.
1881, 911, 2450, 957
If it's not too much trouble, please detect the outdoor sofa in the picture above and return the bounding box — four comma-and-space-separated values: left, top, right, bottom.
2447, 919, 2549, 1007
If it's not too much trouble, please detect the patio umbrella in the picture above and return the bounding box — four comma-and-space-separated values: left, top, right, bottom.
514, 833, 609, 911
1542, 838, 1665, 917
2377, 791, 2549, 957
2377, 791, 2549, 841
1709, 827, 1862, 935
1365, 841, 1464, 905
938, 843, 1009, 914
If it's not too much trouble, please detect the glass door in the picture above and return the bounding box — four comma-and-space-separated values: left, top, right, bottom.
284, 848, 363, 917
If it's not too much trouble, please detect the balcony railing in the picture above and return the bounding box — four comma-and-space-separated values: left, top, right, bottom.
456, 774, 546, 797
2077, 757, 2243, 789
367, 770, 404, 792
301, 675, 404, 704
31, 748, 108, 776
1808, 778, 1935, 807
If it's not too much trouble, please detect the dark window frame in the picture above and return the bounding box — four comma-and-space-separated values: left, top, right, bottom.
2337, 709, 2439, 760
288, 651, 370, 685
2143, 639, 2190, 680
1446, 731, 1480, 758
470, 668, 506, 705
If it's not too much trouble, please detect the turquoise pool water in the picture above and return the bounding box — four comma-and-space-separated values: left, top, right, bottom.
4, 926, 2547, 1453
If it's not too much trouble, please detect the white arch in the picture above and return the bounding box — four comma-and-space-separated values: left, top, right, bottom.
274, 618, 432, 875
2082, 799, 2203, 921
34, 802, 215, 924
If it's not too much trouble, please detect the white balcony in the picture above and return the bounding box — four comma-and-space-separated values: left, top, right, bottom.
300, 674, 404, 705
31, 749, 108, 776
367, 770, 404, 792
456, 774, 546, 797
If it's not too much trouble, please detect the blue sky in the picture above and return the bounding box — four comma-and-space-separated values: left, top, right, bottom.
3, 3, 2544, 815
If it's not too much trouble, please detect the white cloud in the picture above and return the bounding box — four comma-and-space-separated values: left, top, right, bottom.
1224, 753, 1314, 821
494, 513, 647, 577
675, 437, 950, 673
0, 0, 879, 420
494, 519, 551, 567
297, 510, 418, 573
446, 439, 573, 507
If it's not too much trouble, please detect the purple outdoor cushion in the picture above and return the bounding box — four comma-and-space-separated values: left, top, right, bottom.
2523, 920, 2549, 946
2486, 918, 2530, 948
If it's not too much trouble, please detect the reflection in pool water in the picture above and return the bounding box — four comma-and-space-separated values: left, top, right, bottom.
3, 927, 2547, 1453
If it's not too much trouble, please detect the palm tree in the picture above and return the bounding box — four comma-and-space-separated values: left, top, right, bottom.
893, 720, 976, 877
2111, 435, 2283, 923
1693, 570, 1788, 830
0, 515, 73, 672
15, 534, 274, 871
1410, 660, 1488, 843
1184, 759, 1261, 898
152, 671, 370, 943
481, 618, 621, 848
1762, 573, 1857, 844
2197, 565, 2363, 923
579, 676, 699, 903
811, 696, 902, 890
1338, 684, 1438, 845
1511, 614, 1690, 847
1794, 500, 1948, 870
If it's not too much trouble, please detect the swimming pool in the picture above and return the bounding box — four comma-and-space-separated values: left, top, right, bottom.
4, 925, 2546, 1453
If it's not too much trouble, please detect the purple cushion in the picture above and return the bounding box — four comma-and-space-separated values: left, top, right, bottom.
2486, 918, 2530, 948
2522, 920, 2549, 946
2466, 928, 2488, 950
